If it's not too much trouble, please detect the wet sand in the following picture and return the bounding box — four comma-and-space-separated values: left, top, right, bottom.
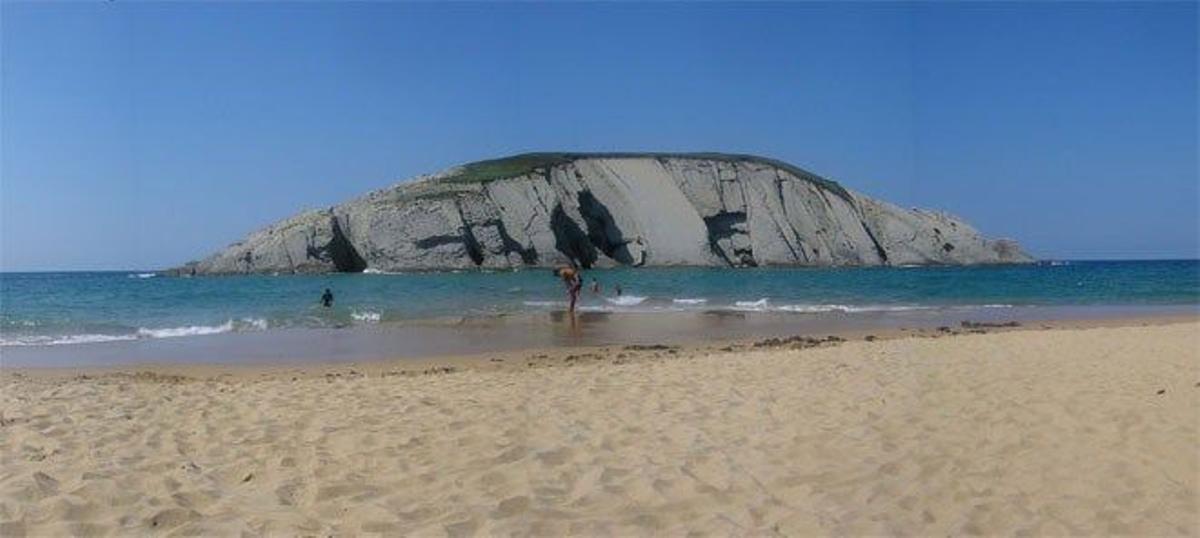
1, 320, 1197, 535
3, 303, 1195, 368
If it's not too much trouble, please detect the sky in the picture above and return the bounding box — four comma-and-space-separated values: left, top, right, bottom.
1, 2, 1196, 271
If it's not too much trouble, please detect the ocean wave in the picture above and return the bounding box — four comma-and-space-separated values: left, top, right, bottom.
135, 317, 268, 339
673, 298, 708, 305
128, 272, 157, 279
240, 317, 269, 330
352, 310, 382, 323
2, 317, 271, 346
523, 300, 564, 308
734, 298, 771, 310
0, 334, 139, 346
605, 295, 647, 306
775, 304, 932, 313
137, 321, 234, 339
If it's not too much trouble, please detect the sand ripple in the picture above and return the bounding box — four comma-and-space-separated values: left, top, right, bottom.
0, 323, 1196, 535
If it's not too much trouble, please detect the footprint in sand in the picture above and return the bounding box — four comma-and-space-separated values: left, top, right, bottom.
492, 496, 531, 519
146, 507, 201, 531
535, 446, 573, 466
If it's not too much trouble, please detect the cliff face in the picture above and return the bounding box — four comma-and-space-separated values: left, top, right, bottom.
171, 153, 1032, 274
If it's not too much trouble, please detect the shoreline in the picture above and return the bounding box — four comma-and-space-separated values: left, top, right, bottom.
4, 310, 1196, 380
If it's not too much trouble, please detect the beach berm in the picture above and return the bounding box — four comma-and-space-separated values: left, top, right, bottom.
1, 321, 1196, 535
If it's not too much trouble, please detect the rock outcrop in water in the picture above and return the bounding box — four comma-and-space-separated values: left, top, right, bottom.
170, 153, 1032, 274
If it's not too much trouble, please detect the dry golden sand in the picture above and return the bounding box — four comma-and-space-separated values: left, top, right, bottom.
1, 322, 1197, 536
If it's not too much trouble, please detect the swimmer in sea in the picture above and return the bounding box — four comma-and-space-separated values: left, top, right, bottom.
554, 266, 583, 314
590, 278, 601, 295
320, 288, 334, 308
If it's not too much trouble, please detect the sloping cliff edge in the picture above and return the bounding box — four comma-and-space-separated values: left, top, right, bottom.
168, 153, 1032, 274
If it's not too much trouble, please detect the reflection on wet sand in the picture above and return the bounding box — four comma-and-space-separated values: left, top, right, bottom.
2, 304, 1196, 368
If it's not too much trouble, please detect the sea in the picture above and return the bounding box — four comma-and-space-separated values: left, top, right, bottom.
1, 261, 1197, 366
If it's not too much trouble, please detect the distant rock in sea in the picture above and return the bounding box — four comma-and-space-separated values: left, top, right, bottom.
169, 152, 1032, 274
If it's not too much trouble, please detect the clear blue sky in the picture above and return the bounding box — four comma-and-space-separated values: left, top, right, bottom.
2, 2, 1196, 271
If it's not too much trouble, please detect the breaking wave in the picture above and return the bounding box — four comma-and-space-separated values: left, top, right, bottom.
352, 310, 382, 323
775, 304, 932, 313
136, 320, 239, 339
0, 334, 139, 346
734, 298, 771, 310
1, 317, 274, 347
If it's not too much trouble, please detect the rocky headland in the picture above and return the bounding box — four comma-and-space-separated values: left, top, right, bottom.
171, 153, 1031, 274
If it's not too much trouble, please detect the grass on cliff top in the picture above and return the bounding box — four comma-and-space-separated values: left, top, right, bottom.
437, 152, 852, 201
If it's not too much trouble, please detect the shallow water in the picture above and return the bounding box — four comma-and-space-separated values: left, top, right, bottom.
1, 261, 1196, 360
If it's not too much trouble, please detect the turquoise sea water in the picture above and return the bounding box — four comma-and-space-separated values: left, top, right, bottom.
1, 261, 1197, 348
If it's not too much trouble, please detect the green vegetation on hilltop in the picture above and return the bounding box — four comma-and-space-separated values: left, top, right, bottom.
437, 152, 853, 201
440, 154, 577, 185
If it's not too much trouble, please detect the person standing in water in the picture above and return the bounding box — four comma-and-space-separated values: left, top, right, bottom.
320, 288, 334, 308
590, 278, 601, 295
554, 266, 583, 314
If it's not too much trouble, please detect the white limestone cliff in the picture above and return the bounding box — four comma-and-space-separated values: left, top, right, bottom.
170, 153, 1031, 274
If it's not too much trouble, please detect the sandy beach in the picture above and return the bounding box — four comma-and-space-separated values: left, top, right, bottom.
1, 320, 1196, 536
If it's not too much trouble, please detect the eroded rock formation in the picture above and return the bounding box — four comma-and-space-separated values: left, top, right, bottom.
170, 153, 1032, 274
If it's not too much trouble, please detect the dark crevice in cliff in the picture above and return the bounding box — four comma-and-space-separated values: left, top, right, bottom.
324, 215, 368, 272
447, 201, 484, 266
459, 230, 485, 266
703, 212, 756, 267
415, 235, 465, 250
576, 191, 632, 264
774, 176, 789, 217
493, 220, 538, 264
481, 190, 539, 265
858, 217, 890, 265
551, 204, 598, 268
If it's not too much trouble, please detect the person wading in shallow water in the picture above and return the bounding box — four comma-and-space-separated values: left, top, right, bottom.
554, 266, 583, 314
320, 288, 334, 308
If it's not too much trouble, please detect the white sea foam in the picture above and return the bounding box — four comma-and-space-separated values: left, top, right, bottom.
605, 295, 647, 306
523, 300, 565, 308
0, 334, 139, 346
128, 272, 157, 279
672, 298, 708, 305
734, 298, 770, 310
3, 317, 271, 347
352, 310, 382, 323
776, 304, 932, 313
775, 304, 841, 313
240, 317, 269, 330
137, 321, 234, 339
